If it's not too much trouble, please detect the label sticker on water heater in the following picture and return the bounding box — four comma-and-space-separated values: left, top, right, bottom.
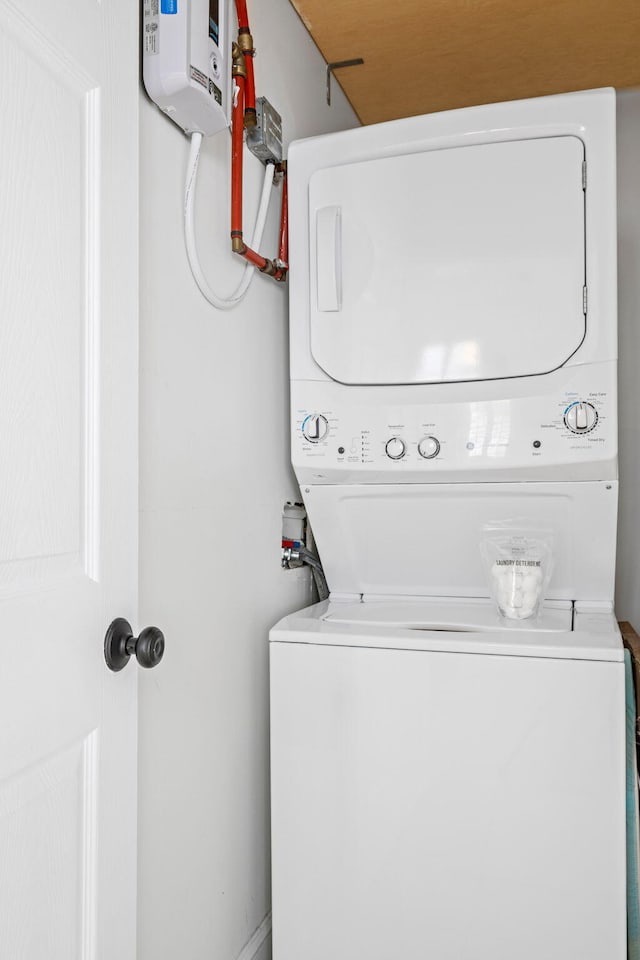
143, 0, 160, 55
161, 0, 178, 13
190, 65, 208, 89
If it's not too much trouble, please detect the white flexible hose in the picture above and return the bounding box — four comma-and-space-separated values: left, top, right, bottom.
184, 131, 274, 310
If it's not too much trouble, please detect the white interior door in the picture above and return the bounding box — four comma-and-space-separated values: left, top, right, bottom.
0, 1, 139, 957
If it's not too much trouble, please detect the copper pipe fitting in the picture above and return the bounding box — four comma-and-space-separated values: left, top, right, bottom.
260, 259, 278, 277
231, 42, 247, 79
231, 236, 246, 255
273, 258, 288, 282
237, 31, 254, 55
237, 32, 256, 127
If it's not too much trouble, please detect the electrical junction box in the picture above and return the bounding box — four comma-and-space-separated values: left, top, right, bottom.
143, 0, 232, 136
247, 97, 284, 164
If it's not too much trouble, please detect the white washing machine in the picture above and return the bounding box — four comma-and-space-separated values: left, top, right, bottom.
270, 88, 626, 959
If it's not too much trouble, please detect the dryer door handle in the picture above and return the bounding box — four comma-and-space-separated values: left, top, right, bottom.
316, 205, 342, 312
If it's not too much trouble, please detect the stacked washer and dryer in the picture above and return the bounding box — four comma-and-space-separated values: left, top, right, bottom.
270, 89, 628, 959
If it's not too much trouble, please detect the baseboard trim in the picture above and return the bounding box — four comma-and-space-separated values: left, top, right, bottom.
236, 912, 272, 960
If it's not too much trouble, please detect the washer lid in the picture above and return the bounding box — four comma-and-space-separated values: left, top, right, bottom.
270, 599, 622, 662
309, 136, 586, 385
323, 596, 573, 633
302, 481, 617, 604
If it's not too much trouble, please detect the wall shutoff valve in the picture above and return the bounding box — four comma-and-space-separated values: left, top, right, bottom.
281, 502, 306, 568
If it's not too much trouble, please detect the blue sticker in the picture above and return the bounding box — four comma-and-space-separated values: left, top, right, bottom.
161, 0, 178, 13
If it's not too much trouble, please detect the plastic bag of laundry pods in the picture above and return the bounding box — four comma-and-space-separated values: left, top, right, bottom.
480, 523, 554, 621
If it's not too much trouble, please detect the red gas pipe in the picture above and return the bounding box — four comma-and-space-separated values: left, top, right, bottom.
278, 165, 289, 268
230, 2, 288, 283
230, 73, 246, 244
234, 0, 257, 129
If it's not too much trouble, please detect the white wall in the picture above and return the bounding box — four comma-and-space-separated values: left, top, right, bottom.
616, 89, 640, 625
137, 3, 358, 958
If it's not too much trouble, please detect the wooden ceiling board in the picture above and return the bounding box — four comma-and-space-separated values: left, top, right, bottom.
289, 0, 640, 124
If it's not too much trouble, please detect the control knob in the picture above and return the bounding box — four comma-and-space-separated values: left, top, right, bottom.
564, 401, 598, 434
418, 436, 440, 459
302, 414, 329, 443
385, 437, 406, 460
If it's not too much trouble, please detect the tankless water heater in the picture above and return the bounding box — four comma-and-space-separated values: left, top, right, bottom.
142, 0, 232, 136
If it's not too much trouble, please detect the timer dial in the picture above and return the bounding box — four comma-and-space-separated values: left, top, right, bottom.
418, 436, 440, 459
564, 401, 598, 434
385, 437, 406, 460
302, 414, 329, 443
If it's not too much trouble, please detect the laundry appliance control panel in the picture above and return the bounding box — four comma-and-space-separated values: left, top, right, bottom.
292, 364, 617, 485
563, 401, 598, 433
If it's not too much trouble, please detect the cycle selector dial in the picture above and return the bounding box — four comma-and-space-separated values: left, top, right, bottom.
385, 437, 406, 460
564, 401, 598, 434
302, 414, 329, 443
418, 436, 440, 459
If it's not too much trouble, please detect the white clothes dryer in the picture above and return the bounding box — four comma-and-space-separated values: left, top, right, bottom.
270, 88, 627, 959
